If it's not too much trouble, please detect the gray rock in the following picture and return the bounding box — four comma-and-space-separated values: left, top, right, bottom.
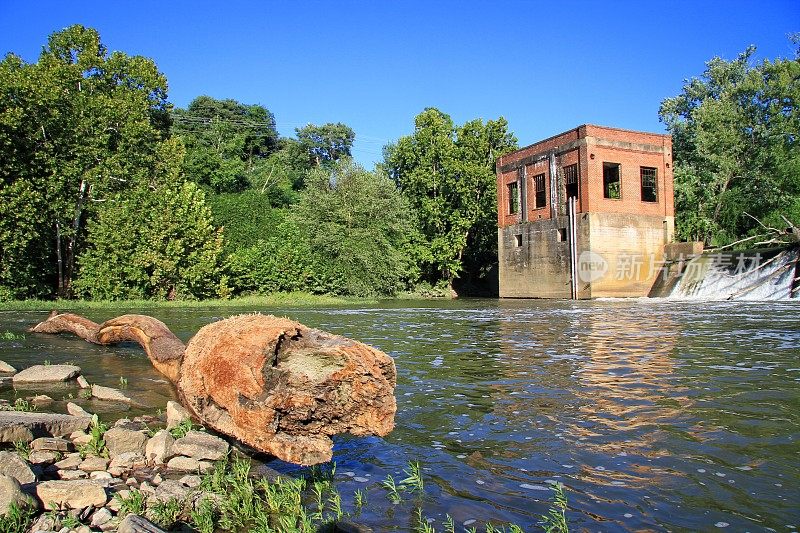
178, 474, 201, 488
28, 450, 59, 465
89, 470, 112, 481
0, 474, 38, 516
0, 360, 17, 373
109, 452, 145, 470
166, 456, 213, 473
0, 376, 11, 389
66, 402, 91, 417
91, 384, 133, 403
153, 479, 191, 503
54, 453, 82, 470
166, 401, 191, 430
28, 511, 56, 531
118, 513, 167, 533
103, 427, 148, 458
58, 469, 88, 480
171, 431, 228, 461
36, 480, 108, 509
144, 430, 174, 465
31, 437, 74, 452
76, 375, 90, 389
0, 411, 91, 443
12, 364, 81, 383
79, 456, 109, 472
70, 431, 92, 446
0, 451, 36, 484
90, 507, 113, 527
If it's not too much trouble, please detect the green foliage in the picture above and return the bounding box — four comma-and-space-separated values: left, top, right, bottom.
296, 122, 355, 167
1, 399, 36, 412
207, 190, 285, 254
74, 181, 224, 300
385, 108, 517, 287
168, 418, 195, 439
114, 488, 147, 517
0, 501, 37, 533
12, 440, 31, 460
148, 498, 183, 529
540, 483, 569, 533
660, 41, 800, 245
0, 331, 24, 340
291, 159, 417, 296
173, 96, 280, 193
400, 460, 425, 493
382, 474, 402, 504
0, 25, 173, 298
79, 414, 108, 458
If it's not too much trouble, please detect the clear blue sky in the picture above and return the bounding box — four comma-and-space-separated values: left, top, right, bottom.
1, 1, 797, 167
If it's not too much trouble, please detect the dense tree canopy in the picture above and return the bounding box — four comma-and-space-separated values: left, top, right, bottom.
384, 108, 517, 288
296, 122, 355, 167
659, 42, 800, 246
0, 25, 174, 298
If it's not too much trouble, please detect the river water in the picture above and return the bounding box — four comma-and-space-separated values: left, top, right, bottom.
1, 299, 798, 532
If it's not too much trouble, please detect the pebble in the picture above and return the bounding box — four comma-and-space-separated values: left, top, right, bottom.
624, 513, 633, 518
715, 522, 729, 528
463, 519, 476, 526
520, 483, 549, 491
353, 476, 369, 483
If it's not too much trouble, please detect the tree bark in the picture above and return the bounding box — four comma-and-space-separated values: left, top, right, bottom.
30, 312, 396, 465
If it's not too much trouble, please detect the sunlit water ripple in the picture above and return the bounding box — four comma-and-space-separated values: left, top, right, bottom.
1, 299, 798, 531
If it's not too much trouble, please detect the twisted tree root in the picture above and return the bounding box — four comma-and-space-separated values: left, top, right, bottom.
31, 312, 397, 465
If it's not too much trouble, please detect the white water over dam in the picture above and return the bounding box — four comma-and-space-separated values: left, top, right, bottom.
667, 246, 799, 300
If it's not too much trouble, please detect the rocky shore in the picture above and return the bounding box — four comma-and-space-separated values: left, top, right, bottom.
0, 360, 372, 533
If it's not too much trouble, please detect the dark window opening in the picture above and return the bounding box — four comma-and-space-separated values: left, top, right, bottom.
640, 167, 658, 202
507, 182, 519, 214
564, 164, 578, 200
534, 173, 546, 208
557, 228, 567, 242
514, 234, 523, 247
603, 162, 621, 199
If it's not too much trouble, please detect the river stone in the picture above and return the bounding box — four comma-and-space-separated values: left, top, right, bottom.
79, 456, 110, 472
104, 426, 148, 457
0, 474, 38, 516
144, 430, 174, 465
118, 513, 167, 533
0, 411, 91, 442
54, 453, 82, 470
66, 402, 91, 417
335, 520, 375, 533
0, 360, 17, 373
76, 375, 90, 388
91, 384, 133, 403
70, 431, 92, 445
31, 437, 74, 452
0, 376, 11, 389
28, 450, 59, 464
91, 507, 113, 527
166, 456, 213, 473
31, 394, 54, 407
12, 364, 81, 383
109, 452, 145, 470
153, 479, 191, 503
171, 431, 229, 461
178, 475, 201, 488
36, 479, 108, 509
58, 469, 88, 480
166, 401, 190, 430
0, 451, 36, 484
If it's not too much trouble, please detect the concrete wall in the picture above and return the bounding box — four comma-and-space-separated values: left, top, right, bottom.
498, 219, 572, 298
584, 212, 675, 298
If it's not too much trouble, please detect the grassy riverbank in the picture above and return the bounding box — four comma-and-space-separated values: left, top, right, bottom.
0, 292, 389, 312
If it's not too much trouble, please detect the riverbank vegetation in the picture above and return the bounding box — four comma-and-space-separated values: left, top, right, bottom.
0, 26, 515, 303
2, 27, 797, 302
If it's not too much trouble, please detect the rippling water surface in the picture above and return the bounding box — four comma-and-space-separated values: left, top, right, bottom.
1, 299, 799, 531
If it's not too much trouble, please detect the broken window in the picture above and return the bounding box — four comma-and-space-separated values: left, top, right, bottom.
603, 162, 621, 199
564, 164, 578, 200
640, 166, 657, 202
514, 234, 523, 247
534, 173, 546, 208
507, 181, 520, 214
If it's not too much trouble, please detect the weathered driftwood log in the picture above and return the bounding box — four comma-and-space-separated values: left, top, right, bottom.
30, 312, 397, 465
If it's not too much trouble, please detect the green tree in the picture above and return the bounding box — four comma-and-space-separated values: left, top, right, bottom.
0, 25, 173, 298
293, 159, 416, 296
659, 42, 800, 245
296, 123, 355, 167
384, 108, 517, 289
173, 96, 280, 193
74, 181, 224, 300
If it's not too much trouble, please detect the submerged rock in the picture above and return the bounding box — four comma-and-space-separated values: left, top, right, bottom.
0, 411, 91, 443
12, 364, 81, 383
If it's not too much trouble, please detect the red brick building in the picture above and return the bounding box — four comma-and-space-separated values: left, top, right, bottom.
496, 125, 675, 298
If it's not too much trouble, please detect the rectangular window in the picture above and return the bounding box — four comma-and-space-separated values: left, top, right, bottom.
514, 234, 523, 247
640, 167, 658, 202
534, 173, 546, 208
603, 162, 621, 199
564, 164, 578, 200
507, 182, 519, 214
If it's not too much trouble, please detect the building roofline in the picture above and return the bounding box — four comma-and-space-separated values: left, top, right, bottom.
509, 124, 671, 156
